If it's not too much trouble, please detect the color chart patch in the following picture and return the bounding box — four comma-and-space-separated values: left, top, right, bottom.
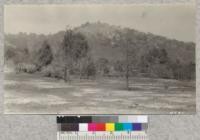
57, 116, 148, 132
58, 122, 146, 132
57, 116, 148, 140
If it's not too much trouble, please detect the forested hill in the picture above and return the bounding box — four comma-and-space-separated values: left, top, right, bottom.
5, 22, 195, 80
5, 22, 195, 63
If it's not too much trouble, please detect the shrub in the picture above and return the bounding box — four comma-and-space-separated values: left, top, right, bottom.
80, 58, 96, 79
41, 65, 64, 79
34, 41, 53, 71
15, 63, 37, 74
151, 64, 173, 79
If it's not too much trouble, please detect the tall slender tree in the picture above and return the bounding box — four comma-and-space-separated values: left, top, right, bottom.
61, 29, 89, 82
113, 29, 136, 90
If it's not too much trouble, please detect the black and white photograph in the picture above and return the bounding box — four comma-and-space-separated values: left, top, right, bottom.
4, 4, 196, 114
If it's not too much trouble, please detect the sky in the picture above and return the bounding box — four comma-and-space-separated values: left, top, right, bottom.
4, 4, 195, 42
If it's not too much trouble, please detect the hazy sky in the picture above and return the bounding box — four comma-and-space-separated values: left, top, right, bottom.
4, 4, 195, 42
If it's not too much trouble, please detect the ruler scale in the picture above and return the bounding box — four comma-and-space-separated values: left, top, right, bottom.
57, 116, 148, 140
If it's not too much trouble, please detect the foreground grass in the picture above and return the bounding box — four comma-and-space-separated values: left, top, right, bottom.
4, 72, 196, 114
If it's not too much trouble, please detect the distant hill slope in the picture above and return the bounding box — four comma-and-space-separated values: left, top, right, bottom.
5, 22, 195, 64
74, 22, 195, 64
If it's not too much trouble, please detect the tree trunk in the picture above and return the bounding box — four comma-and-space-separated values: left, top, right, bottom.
64, 66, 67, 82
126, 72, 129, 90
67, 69, 70, 82
79, 62, 82, 79
125, 43, 130, 90
64, 65, 70, 82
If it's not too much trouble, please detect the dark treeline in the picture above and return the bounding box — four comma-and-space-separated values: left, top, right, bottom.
5, 22, 195, 83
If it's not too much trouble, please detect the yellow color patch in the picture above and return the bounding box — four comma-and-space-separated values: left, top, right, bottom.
106, 123, 115, 131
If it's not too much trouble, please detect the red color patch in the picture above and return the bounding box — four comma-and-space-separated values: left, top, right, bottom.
96, 123, 105, 131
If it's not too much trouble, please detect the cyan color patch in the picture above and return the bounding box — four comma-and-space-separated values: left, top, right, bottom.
123, 123, 132, 131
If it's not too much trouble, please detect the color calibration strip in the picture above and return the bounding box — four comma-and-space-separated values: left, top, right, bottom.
58, 122, 147, 132
57, 116, 148, 123
57, 116, 148, 140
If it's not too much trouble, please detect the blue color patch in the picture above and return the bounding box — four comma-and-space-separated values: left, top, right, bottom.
123, 123, 132, 131
132, 123, 142, 131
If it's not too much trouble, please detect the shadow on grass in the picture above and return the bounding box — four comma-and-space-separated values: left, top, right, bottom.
117, 87, 142, 91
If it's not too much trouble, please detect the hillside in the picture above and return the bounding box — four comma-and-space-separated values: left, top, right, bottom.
5, 22, 195, 80
74, 22, 195, 64
5, 22, 195, 63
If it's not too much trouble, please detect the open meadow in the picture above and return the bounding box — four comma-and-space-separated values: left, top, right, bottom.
4, 72, 195, 114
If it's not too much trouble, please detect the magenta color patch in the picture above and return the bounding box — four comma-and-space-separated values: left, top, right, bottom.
88, 123, 96, 131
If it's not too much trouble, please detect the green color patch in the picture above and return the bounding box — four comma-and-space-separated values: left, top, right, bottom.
115, 123, 123, 131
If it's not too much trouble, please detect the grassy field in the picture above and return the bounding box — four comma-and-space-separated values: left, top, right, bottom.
4, 72, 196, 114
